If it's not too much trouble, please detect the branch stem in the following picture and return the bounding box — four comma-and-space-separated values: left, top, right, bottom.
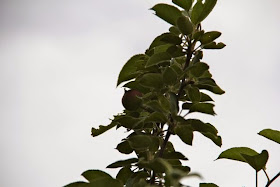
266, 171, 280, 187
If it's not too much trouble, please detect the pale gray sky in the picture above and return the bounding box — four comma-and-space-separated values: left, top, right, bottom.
0, 0, 280, 187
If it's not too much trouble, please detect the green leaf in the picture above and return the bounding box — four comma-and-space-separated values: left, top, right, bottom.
200, 92, 214, 102
149, 33, 176, 49
163, 67, 178, 85
199, 31, 221, 44
187, 86, 201, 102
162, 151, 188, 160
188, 62, 209, 77
172, 0, 193, 11
125, 171, 150, 187
175, 125, 193, 145
176, 16, 193, 35
146, 52, 171, 67
168, 92, 179, 114
258, 129, 280, 144
64, 182, 88, 187
189, 103, 216, 115
191, 0, 217, 25
116, 167, 134, 185
241, 150, 269, 171
196, 78, 225, 95
114, 116, 143, 129
89, 178, 122, 187
91, 122, 117, 137
217, 147, 259, 162
204, 42, 226, 49
160, 33, 182, 45
169, 26, 181, 35
82, 170, 112, 182
116, 141, 133, 154
117, 54, 147, 86
151, 4, 182, 25
145, 112, 168, 123
139, 73, 164, 89
107, 158, 138, 168
128, 135, 160, 152
200, 183, 219, 187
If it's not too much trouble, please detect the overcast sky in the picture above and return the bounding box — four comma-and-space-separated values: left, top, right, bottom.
0, 0, 280, 187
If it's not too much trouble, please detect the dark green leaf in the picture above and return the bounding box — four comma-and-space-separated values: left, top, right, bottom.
169, 26, 181, 35
202, 132, 222, 147
89, 178, 123, 187
163, 67, 178, 85
176, 16, 193, 35
116, 141, 133, 154
258, 129, 280, 144
116, 167, 134, 185
160, 34, 182, 45
149, 33, 176, 49
204, 42, 226, 49
146, 52, 171, 67
139, 73, 164, 89
123, 80, 150, 94
200, 31, 221, 44
107, 158, 138, 168
193, 30, 205, 40
64, 182, 88, 187
166, 45, 185, 58
82, 170, 112, 182
172, 0, 193, 11
200, 183, 219, 187
200, 92, 214, 102
128, 135, 159, 152
187, 86, 201, 102
125, 171, 149, 187
91, 122, 117, 137
145, 100, 168, 113
175, 125, 193, 145
189, 103, 216, 115
162, 151, 188, 160
168, 92, 179, 114
241, 150, 269, 171
117, 54, 147, 86
191, 0, 217, 25
188, 62, 209, 77
217, 147, 258, 162
114, 116, 143, 129
145, 112, 168, 123
151, 4, 182, 25
182, 102, 192, 109
196, 78, 225, 95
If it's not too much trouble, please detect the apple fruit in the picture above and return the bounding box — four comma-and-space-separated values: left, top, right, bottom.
122, 90, 143, 111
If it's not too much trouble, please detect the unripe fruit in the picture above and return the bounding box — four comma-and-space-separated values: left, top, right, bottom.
122, 90, 143, 111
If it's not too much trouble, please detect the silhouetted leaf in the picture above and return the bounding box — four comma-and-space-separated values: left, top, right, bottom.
258, 129, 280, 144
241, 150, 269, 171
172, 0, 193, 11
107, 158, 138, 168
217, 147, 258, 162
151, 4, 182, 25
169, 26, 181, 35
115, 116, 143, 129
117, 54, 148, 86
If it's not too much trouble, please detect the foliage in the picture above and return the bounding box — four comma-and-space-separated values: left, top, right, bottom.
65, 0, 279, 186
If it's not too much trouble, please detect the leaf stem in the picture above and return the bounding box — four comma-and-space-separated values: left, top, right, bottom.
256, 171, 258, 187
265, 171, 280, 187
263, 169, 270, 182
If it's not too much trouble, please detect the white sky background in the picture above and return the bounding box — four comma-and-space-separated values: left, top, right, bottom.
0, 0, 280, 186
